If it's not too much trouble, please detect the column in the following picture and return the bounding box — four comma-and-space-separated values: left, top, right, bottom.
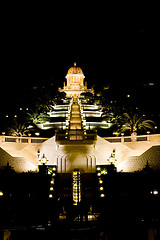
90, 157, 92, 173
88, 155, 92, 173
57, 157, 59, 172
93, 156, 96, 172
57, 156, 62, 173
86, 156, 88, 172
61, 157, 62, 173
65, 157, 67, 173
62, 156, 67, 173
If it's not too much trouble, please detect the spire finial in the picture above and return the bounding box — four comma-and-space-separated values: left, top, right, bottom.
74, 62, 76, 67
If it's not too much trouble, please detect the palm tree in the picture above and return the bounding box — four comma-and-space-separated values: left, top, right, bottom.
54, 91, 66, 104
27, 111, 50, 125
36, 94, 55, 112
8, 121, 29, 137
117, 112, 156, 136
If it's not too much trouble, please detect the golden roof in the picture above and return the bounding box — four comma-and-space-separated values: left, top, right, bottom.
67, 62, 83, 75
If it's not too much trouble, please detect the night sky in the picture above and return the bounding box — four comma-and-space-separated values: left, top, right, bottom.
0, 3, 159, 108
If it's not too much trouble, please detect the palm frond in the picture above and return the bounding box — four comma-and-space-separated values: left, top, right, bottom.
116, 112, 156, 135
138, 120, 156, 131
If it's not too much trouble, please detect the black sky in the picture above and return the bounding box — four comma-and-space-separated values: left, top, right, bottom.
0, 3, 159, 105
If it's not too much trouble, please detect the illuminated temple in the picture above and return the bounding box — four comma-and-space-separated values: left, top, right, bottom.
0, 64, 160, 240
0, 64, 160, 173
59, 62, 94, 97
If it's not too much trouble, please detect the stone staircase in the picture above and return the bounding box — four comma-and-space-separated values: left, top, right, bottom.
70, 98, 82, 130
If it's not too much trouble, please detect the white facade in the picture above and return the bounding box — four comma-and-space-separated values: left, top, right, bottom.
0, 134, 160, 173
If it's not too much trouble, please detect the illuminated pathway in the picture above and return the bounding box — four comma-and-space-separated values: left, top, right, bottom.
69, 98, 82, 205
68, 97, 84, 140
70, 97, 82, 130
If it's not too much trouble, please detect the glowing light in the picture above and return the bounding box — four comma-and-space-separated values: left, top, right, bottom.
127, 95, 130, 98
97, 167, 101, 171
51, 180, 54, 184
153, 190, 158, 195
39, 154, 48, 165
151, 190, 158, 195
101, 170, 108, 175
113, 132, 118, 136
97, 173, 101, 176
50, 187, 54, 191
73, 170, 81, 205
100, 193, 105, 198
49, 194, 53, 198
102, 121, 107, 124
35, 132, 40, 136
99, 180, 103, 184
0, 191, 3, 196
100, 187, 103, 191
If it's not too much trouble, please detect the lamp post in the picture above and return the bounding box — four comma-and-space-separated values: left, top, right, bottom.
2, 132, 5, 142
121, 132, 124, 143
39, 154, 48, 174
107, 149, 117, 165
147, 131, 150, 141
39, 154, 48, 165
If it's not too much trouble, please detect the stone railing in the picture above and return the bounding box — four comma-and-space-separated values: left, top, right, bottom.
103, 134, 160, 143
1, 133, 159, 145
0, 135, 48, 144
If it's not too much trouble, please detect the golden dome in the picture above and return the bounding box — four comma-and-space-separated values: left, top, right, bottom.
67, 62, 83, 75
